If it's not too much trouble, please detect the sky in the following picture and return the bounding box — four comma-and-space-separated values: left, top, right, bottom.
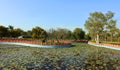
0, 0, 120, 31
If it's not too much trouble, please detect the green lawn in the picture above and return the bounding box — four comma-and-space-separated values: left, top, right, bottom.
0, 43, 120, 70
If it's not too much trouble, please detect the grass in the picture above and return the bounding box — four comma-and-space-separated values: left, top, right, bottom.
0, 43, 120, 70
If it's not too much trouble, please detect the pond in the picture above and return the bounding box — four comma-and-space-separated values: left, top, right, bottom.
0, 42, 72, 48
0, 43, 120, 70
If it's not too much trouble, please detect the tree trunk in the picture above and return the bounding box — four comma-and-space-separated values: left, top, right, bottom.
95, 38, 96, 42
96, 34, 99, 44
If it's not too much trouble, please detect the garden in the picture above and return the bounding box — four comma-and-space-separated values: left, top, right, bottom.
0, 11, 120, 70
0, 43, 120, 70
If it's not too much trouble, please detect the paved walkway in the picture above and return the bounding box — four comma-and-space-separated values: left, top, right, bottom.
88, 42, 120, 51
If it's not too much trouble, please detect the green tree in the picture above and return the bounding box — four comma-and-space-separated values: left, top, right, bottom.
85, 33, 91, 40
8, 25, 14, 30
106, 20, 118, 42
47, 28, 72, 40
47, 28, 56, 40
56, 28, 71, 40
65, 31, 73, 40
11, 28, 23, 37
0, 25, 8, 38
116, 29, 120, 42
26, 30, 32, 38
73, 28, 85, 40
8, 25, 14, 37
84, 11, 114, 44
32, 26, 47, 40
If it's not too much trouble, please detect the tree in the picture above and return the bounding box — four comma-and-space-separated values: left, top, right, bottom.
84, 11, 114, 44
47, 28, 56, 40
55, 28, 71, 40
65, 31, 73, 40
8, 25, 14, 30
26, 30, 32, 38
106, 20, 118, 42
85, 33, 91, 40
8, 25, 14, 37
11, 28, 23, 37
0, 25, 8, 38
73, 28, 85, 40
47, 28, 72, 40
32, 26, 47, 40
116, 29, 120, 42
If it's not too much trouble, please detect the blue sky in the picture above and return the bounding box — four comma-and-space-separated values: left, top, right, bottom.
0, 0, 120, 31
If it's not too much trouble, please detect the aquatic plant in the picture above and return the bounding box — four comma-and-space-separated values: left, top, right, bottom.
0, 43, 120, 69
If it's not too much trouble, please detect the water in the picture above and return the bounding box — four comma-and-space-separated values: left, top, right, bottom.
0, 42, 71, 48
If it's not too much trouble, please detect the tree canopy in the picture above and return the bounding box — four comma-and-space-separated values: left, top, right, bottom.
73, 28, 85, 40
85, 11, 115, 44
0, 25, 8, 38
32, 26, 47, 40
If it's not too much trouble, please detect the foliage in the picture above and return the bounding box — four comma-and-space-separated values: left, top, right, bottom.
32, 26, 47, 40
65, 31, 73, 40
106, 19, 118, 42
0, 43, 120, 69
26, 30, 32, 38
7, 26, 24, 38
0, 25, 88, 41
47, 28, 73, 40
85, 33, 91, 40
73, 28, 85, 40
0, 25, 9, 37
85, 11, 116, 44
12, 28, 23, 37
